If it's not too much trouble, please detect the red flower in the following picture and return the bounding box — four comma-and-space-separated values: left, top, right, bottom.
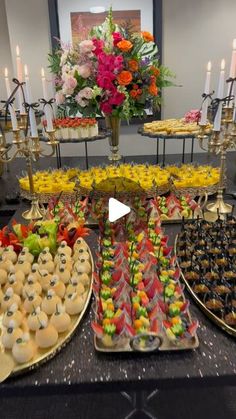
112, 32, 122, 46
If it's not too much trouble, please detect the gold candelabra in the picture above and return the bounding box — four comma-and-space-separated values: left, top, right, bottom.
0, 121, 58, 220
198, 106, 235, 214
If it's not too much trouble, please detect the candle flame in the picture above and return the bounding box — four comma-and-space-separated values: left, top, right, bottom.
24, 64, 28, 77
41, 67, 45, 78
4, 68, 8, 78
207, 61, 211, 72
221, 59, 225, 71
233, 39, 236, 50
16, 45, 20, 57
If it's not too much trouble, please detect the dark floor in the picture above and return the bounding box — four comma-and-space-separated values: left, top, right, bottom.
1, 386, 236, 419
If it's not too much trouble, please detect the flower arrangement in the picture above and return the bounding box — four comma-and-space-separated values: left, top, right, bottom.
49, 8, 174, 121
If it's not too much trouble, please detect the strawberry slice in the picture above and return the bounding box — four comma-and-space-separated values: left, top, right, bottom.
91, 322, 104, 338
111, 313, 125, 334
151, 318, 159, 333
188, 320, 199, 336
163, 320, 172, 329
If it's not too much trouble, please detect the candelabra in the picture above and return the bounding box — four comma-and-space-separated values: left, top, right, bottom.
198, 106, 235, 214
0, 125, 58, 220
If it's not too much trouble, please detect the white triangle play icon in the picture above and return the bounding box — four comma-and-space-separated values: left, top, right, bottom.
108, 198, 131, 222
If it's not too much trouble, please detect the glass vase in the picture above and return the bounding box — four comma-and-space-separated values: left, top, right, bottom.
105, 115, 122, 161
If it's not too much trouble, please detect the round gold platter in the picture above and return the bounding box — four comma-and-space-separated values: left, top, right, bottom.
0, 240, 94, 382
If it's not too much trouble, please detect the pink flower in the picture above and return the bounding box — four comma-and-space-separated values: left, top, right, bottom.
110, 91, 125, 106
55, 91, 65, 105
92, 38, 105, 56
97, 71, 115, 89
62, 75, 77, 95
77, 64, 91, 78
79, 39, 95, 54
75, 93, 88, 107
184, 109, 201, 123
79, 87, 93, 99
112, 32, 122, 46
100, 101, 113, 114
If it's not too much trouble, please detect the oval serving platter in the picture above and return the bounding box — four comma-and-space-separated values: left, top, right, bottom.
0, 239, 94, 382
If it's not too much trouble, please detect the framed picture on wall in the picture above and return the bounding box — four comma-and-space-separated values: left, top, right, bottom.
48, 0, 162, 122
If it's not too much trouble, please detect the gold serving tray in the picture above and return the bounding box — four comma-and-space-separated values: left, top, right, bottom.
174, 235, 236, 339
0, 242, 94, 382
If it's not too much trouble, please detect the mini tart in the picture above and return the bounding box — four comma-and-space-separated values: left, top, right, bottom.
8, 268, 25, 283
15, 260, 31, 276
74, 260, 91, 274
5, 275, 23, 296
55, 266, 71, 284
35, 324, 58, 348
57, 241, 72, 257
3, 306, 23, 328
65, 292, 85, 315
50, 311, 71, 333
39, 258, 55, 274
41, 292, 62, 315
12, 338, 35, 364
49, 276, 66, 298
23, 293, 42, 313
2, 246, 17, 264
1, 289, 21, 311
1, 326, 23, 349
18, 247, 34, 264
27, 310, 48, 331
66, 282, 85, 296
0, 268, 7, 285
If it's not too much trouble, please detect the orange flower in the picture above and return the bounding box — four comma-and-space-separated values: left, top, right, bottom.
130, 90, 138, 98
149, 84, 158, 96
128, 59, 139, 72
117, 70, 133, 86
141, 31, 154, 42
117, 40, 133, 52
150, 66, 160, 77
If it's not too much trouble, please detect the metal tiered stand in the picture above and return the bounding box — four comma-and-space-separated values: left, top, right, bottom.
40, 129, 111, 170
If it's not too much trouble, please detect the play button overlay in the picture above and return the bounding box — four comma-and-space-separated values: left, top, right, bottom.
108, 198, 131, 222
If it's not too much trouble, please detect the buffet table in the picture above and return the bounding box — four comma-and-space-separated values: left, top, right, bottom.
0, 154, 236, 417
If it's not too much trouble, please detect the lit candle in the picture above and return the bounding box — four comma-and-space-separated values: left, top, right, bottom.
4, 68, 12, 98
16, 46, 24, 113
213, 59, 225, 131
227, 39, 236, 107
199, 61, 211, 125
24, 65, 38, 137
16, 45, 22, 82
41, 67, 53, 131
